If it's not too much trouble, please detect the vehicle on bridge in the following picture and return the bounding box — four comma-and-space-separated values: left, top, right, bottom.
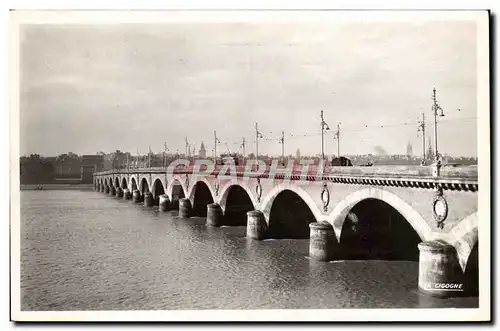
219, 153, 242, 166
331, 156, 353, 167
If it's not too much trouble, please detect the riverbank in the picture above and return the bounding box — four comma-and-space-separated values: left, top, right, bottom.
20, 184, 94, 191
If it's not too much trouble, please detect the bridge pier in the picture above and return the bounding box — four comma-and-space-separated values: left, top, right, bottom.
418, 241, 463, 297
206, 203, 223, 227
309, 221, 337, 261
123, 188, 131, 200
116, 187, 123, 198
143, 192, 154, 207
179, 198, 192, 218
104, 185, 110, 194
159, 195, 171, 212
132, 189, 142, 203
246, 210, 267, 240
109, 186, 116, 196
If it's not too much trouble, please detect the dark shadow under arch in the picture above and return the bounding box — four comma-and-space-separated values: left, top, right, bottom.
223, 185, 254, 226
339, 198, 421, 261
171, 180, 185, 209
153, 179, 165, 205
114, 177, 120, 188
140, 178, 149, 194
192, 182, 214, 217
130, 178, 138, 191
121, 177, 128, 189
463, 242, 478, 296
267, 190, 317, 239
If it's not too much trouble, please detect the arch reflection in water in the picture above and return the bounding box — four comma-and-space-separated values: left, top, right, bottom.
339, 198, 421, 261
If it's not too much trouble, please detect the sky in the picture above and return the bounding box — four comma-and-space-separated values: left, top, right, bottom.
19, 20, 478, 158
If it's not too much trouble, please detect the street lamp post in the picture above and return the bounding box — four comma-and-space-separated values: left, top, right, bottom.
333, 123, 341, 158
431, 87, 445, 162
417, 112, 426, 162
320, 110, 330, 160
148, 146, 152, 169
163, 142, 168, 168
241, 137, 246, 158
214, 130, 220, 164
278, 130, 285, 161
255, 122, 263, 161
136, 149, 139, 169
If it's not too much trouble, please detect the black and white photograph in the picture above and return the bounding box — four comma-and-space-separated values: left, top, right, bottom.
9, 10, 490, 322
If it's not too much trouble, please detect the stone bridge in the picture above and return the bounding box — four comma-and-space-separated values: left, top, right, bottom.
93, 162, 479, 297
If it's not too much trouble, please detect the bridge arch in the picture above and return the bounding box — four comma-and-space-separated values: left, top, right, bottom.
121, 177, 128, 189
327, 187, 430, 242
326, 188, 430, 261
139, 177, 150, 194
187, 177, 216, 203
114, 177, 120, 188
261, 183, 322, 224
217, 182, 256, 226
129, 176, 138, 191
190, 180, 215, 217
151, 178, 166, 201
166, 174, 188, 200
218, 181, 257, 211
261, 184, 322, 239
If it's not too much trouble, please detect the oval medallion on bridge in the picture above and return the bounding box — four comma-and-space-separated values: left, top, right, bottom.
256, 178, 262, 203
433, 195, 448, 229
321, 182, 330, 212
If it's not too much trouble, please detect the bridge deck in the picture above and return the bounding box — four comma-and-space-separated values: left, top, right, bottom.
94, 165, 478, 183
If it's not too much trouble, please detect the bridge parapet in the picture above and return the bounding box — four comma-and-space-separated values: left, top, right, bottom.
93, 164, 478, 192
94, 164, 477, 179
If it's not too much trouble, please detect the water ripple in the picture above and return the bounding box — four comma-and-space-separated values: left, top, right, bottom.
21, 190, 478, 310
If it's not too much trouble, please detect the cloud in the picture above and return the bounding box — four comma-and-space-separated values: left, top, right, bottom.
19, 22, 478, 157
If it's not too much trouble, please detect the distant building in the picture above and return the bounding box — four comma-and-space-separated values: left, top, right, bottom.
81, 154, 104, 183
82, 154, 104, 172
427, 137, 434, 161
53, 155, 82, 178
198, 141, 207, 159
296, 148, 301, 160
199, 142, 206, 158
406, 141, 413, 157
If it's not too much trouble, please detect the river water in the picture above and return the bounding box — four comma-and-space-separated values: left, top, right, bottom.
20, 190, 478, 311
